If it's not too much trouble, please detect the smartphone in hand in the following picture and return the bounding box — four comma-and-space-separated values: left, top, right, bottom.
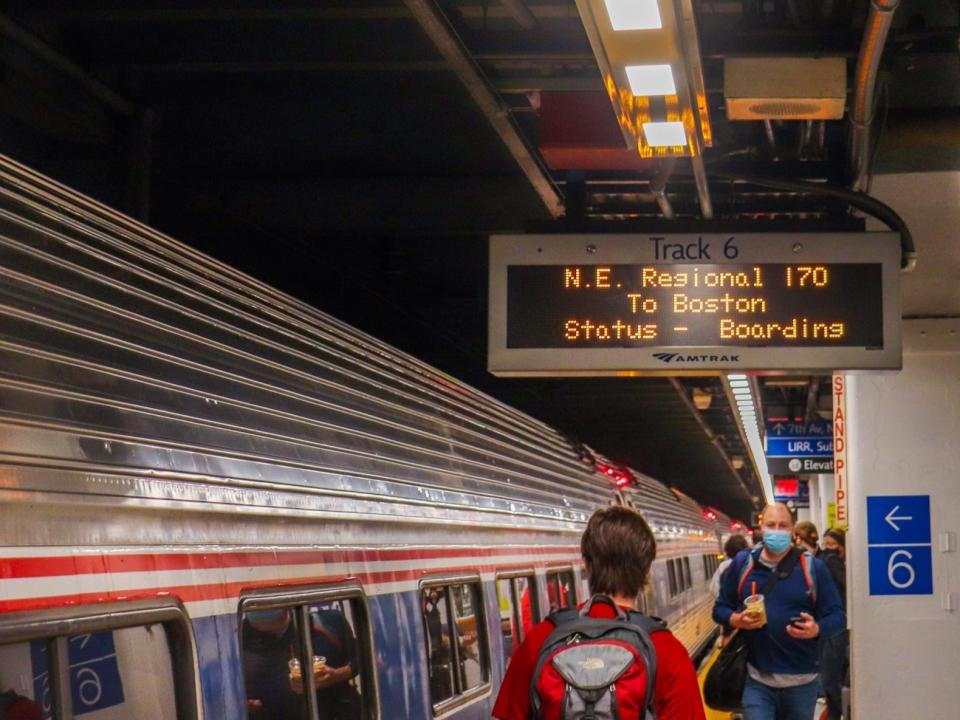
789, 616, 805, 627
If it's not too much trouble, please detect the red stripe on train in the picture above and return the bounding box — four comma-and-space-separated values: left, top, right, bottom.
0, 545, 581, 579
0, 562, 575, 613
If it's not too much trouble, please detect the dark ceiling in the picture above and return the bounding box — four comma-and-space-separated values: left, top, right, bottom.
0, 0, 957, 520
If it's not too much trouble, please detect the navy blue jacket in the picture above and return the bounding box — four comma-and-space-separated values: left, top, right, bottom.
712, 547, 845, 675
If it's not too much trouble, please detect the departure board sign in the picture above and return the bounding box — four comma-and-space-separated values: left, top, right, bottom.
489, 233, 901, 375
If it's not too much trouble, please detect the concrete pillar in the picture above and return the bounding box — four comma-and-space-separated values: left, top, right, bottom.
846, 319, 960, 718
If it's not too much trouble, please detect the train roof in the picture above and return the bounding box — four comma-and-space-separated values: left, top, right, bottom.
0, 156, 631, 529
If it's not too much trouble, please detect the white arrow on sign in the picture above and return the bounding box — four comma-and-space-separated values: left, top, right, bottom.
885, 505, 913, 532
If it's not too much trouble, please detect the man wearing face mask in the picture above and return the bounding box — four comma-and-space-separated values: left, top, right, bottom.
713, 503, 845, 720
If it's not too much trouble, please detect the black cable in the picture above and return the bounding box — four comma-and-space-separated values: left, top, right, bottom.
711, 171, 916, 270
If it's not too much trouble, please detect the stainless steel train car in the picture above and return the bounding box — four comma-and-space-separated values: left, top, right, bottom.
0, 156, 729, 720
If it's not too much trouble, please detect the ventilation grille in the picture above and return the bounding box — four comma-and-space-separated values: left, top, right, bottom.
726, 97, 845, 120
748, 101, 821, 117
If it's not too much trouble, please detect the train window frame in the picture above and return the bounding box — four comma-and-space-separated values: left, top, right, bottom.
419, 574, 492, 716
0, 598, 199, 720
238, 580, 381, 720
494, 569, 540, 665
667, 559, 678, 597
544, 566, 578, 612
682, 557, 692, 591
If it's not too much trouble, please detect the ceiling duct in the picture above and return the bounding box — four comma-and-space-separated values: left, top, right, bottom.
725, 57, 846, 121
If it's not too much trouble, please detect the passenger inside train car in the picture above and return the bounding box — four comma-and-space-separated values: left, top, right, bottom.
241, 605, 362, 720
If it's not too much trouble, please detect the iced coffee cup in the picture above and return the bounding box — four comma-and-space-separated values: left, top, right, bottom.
743, 594, 767, 626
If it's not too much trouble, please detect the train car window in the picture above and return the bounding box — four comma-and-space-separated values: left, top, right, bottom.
0, 600, 198, 720
667, 560, 678, 597
682, 557, 692, 590
239, 583, 378, 720
420, 579, 490, 714
545, 570, 576, 613
495, 573, 539, 667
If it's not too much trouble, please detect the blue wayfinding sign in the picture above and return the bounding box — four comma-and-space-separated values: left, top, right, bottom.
765, 419, 833, 437
766, 436, 834, 458
866, 495, 933, 596
31, 631, 125, 718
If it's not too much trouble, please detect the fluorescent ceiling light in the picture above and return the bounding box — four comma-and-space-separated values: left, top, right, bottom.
733, 387, 752, 396
604, 0, 663, 30
625, 64, 676, 96
642, 121, 687, 147
728, 374, 748, 381
729, 380, 750, 388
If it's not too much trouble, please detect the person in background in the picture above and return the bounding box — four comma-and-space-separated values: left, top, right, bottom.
710, 534, 750, 598
493, 505, 706, 720
793, 521, 820, 555
819, 529, 848, 720
714, 503, 845, 720
821, 529, 846, 602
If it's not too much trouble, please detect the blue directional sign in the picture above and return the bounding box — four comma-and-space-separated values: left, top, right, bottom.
866, 495, 933, 596
766, 436, 835, 458
765, 419, 833, 437
867, 495, 932, 545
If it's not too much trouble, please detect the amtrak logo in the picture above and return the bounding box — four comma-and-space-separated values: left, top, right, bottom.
653, 352, 741, 363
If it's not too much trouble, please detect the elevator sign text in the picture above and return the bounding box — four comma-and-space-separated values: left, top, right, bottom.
488, 233, 901, 375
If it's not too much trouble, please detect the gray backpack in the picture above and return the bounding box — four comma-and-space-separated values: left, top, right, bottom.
529, 595, 664, 720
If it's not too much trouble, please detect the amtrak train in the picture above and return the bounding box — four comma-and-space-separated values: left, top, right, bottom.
0, 155, 736, 720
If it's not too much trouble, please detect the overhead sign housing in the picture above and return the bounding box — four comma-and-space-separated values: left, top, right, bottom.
488, 233, 901, 375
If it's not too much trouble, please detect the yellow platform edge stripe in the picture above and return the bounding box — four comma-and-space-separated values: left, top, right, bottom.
697, 646, 735, 720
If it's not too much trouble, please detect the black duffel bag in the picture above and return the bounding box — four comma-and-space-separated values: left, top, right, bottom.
703, 631, 749, 711
703, 547, 804, 711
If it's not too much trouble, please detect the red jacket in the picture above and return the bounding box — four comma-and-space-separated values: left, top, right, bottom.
492, 600, 706, 720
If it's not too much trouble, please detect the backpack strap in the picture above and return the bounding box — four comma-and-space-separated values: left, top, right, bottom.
735, 549, 758, 600
625, 611, 666, 720
799, 551, 817, 604
737, 547, 807, 601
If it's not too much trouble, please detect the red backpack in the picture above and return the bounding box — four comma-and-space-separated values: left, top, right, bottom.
529, 595, 665, 720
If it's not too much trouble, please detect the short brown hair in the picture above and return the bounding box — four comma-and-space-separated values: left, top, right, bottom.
581, 505, 656, 598
794, 520, 819, 547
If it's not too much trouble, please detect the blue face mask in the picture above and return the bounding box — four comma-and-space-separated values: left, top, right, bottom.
763, 530, 792, 554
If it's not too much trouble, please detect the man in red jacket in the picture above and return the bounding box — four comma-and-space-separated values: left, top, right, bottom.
493, 505, 706, 720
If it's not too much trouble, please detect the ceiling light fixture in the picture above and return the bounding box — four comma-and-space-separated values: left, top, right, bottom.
642, 121, 688, 147
626, 64, 677, 96
575, 0, 712, 158
604, 0, 663, 30
691, 387, 712, 410
726, 373, 772, 504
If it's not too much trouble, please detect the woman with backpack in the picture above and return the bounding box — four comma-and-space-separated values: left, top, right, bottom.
492, 505, 706, 720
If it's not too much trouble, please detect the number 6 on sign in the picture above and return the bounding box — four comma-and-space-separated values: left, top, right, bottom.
887, 549, 917, 589
868, 545, 933, 595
